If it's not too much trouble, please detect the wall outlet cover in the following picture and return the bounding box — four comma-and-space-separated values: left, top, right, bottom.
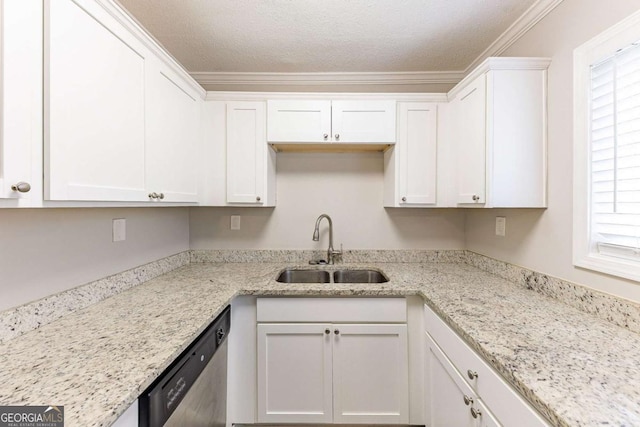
112, 218, 126, 242
495, 216, 506, 237
230, 215, 241, 230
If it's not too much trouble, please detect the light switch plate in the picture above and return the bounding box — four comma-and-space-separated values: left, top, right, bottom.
495, 216, 506, 237
113, 218, 126, 242
230, 215, 241, 230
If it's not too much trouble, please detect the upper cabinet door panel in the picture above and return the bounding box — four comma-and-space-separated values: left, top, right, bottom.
455, 75, 486, 204
267, 100, 331, 143
0, 0, 42, 202
45, 0, 147, 201
331, 100, 396, 143
146, 68, 200, 202
399, 103, 437, 205
227, 101, 267, 204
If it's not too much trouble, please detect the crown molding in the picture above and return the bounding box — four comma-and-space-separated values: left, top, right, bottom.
193, 0, 561, 92
103, 0, 206, 99
191, 71, 465, 88
464, 0, 564, 73
204, 91, 449, 102
447, 57, 552, 99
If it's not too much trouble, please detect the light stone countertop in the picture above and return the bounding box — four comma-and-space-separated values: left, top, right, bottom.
0, 261, 639, 427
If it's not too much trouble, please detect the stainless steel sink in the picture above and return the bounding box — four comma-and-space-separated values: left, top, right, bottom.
333, 269, 389, 283
276, 269, 331, 283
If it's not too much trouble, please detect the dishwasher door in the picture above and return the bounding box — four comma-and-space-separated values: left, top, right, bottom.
139, 306, 230, 427
164, 338, 227, 427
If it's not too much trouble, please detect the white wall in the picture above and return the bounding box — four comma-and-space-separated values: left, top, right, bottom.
465, 0, 640, 302
0, 207, 190, 311
190, 152, 465, 250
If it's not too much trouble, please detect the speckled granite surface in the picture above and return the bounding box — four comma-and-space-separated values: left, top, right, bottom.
1, 260, 639, 427
0, 252, 190, 343
466, 251, 640, 334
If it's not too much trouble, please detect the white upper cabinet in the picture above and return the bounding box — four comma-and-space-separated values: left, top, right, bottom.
331, 100, 396, 143
226, 101, 276, 206
267, 99, 396, 145
447, 58, 550, 208
146, 65, 200, 203
44, 0, 204, 203
384, 102, 438, 207
452, 75, 487, 205
45, 0, 148, 202
267, 100, 331, 143
0, 0, 42, 206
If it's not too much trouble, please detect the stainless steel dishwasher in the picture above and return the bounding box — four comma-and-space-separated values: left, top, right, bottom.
139, 305, 231, 427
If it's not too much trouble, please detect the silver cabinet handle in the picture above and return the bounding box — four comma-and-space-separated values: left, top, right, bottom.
334, 134, 340, 140
463, 395, 473, 406
158, 193, 165, 200
472, 195, 480, 201
148, 192, 158, 199
467, 369, 478, 380
334, 329, 340, 335
323, 134, 329, 140
11, 182, 31, 193
401, 197, 407, 202
256, 196, 261, 202
325, 329, 330, 335
470, 407, 482, 418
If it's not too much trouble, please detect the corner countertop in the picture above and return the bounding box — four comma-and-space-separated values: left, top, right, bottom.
1, 261, 639, 427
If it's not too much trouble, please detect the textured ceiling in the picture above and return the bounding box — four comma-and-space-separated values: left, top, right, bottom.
116, 0, 538, 74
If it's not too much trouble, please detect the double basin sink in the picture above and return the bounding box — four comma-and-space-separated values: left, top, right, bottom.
276, 269, 388, 284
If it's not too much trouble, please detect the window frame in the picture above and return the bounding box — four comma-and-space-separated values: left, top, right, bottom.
573, 8, 640, 282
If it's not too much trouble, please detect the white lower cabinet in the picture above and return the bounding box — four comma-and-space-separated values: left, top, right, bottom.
424, 304, 550, 427
256, 297, 409, 424
425, 332, 499, 427
258, 323, 408, 424
257, 323, 333, 423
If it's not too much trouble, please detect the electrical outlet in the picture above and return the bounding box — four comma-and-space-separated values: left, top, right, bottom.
495, 216, 506, 237
230, 215, 241, 230
112, 218, 126, 242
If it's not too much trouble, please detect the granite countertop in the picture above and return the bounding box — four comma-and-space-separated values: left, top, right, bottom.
1, 261, 639, 427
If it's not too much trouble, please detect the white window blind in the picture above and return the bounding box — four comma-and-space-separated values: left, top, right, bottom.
590, 40, 640, 260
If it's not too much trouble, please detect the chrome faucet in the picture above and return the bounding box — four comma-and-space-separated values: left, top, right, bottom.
312, 214, 342, 264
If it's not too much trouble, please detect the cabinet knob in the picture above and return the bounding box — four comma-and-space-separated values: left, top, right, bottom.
323, 134, 329, 140
11, 182, 31, 193
256, 196, 261, 202
401, 196, 407, 202
463, 395, 474, 406
148, 192, 158, 199
467, 369, 478, 380
472, 195, 480, 202
334, 329, 340, 335
334, 133, 340, 140
470, 407, 482, 419
325, 329, 330, 335
158, 193, 165, 200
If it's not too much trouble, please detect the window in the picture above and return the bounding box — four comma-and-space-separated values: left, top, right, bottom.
574, 9, 640, 281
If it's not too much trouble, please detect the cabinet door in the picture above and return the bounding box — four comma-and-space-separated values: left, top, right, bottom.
333, 324, 409, 424
226, 101, 274, 205
331, 100, 396, 143
257, 323, 333, 423
0, 0, 41, 203
267, 100, 331, 143
425, 333, 483, 427
398, 102, 437, 205
455, 74, 486, 205
146, 66, 200, 202
45, 0, 149, 201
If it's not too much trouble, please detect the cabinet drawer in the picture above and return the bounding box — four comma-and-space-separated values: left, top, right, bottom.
257, 298, 406, 322
424, 305, 549, 427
